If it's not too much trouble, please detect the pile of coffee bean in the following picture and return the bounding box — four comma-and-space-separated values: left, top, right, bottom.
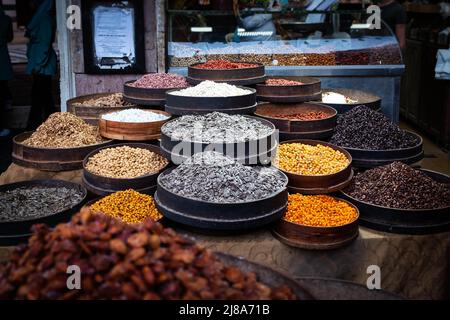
162, 112, 273, 143
159, 152, 287, 203
345, 162, 450, 210
330, 106, 419, 150
0, 209, 297, 300
0, 186, 84, 222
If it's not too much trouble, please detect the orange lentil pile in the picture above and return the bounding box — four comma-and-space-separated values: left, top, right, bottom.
284, 194, 358, 227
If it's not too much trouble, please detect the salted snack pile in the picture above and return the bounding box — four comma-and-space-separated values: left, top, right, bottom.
170, 81, 252, 97
91, 190, 162, 224
274, 143, 349, 175
85, 146, 168, 179
22, 113, 105, 148
101, 109, 169, 123
159, 152, 286, 203
322, 92, 357, 104
284, 194, 358, 227
345, 162, 450, 210
0, 210, 297, 300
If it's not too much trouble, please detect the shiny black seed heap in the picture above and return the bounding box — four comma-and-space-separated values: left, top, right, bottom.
345, 162, 450, 210
160, 151, 286, 203
330, 106, 419, 150
0, 187, 84, 222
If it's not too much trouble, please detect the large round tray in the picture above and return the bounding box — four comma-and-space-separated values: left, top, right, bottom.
160, 115, 277, 165
99, 109, 171, 141
339, 169, 450, 235
12, 132, 114, 172
0, 180, 87, 246
272, 197, 360, 250
67, 93, 136, 126
154, 167, 288, 231
274, 140, 353, 194
321, 88, 381, 113
82, 143, 169, 197
187, 62, 266, 85
165, 86, 256, 116
123, 80, 188, 106
254, 102, 337, 142
341, 131, 424, 169
256, 77, 322, 103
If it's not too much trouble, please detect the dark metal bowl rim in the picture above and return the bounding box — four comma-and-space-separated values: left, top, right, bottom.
0, 180, 87, 224
13, 132, 113, 151
340, 169, 450, 212
337, 131, 423, 153
189, 61, 264, 71
98, 109, 172, 125
274, 139, 353, 178
321, 88, 381, 105
255, 102, 338, 122
83, 143, 170, 182
157, 167, 289, 205
161, 114, 276, 145
165, 86, 256, 98
124, 79, 190, 91
281, 196, 360, 229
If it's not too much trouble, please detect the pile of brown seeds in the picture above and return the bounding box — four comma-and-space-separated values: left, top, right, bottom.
345, 162, 450, 209
85, 146, 168, 179
73, 93, 134, 107
23, 113, 105, 148
0, 209, 297, 300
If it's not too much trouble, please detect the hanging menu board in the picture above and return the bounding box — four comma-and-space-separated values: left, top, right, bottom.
82, 0, 145, 74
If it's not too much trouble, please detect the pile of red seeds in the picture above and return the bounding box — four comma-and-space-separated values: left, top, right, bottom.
129, 73, 188, 89
194, 60, 258, 70
265, 79, 303, 86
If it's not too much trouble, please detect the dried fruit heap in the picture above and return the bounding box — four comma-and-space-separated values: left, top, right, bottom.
23, 112, 105, 148
0, 209, 297, 300
73, 93, 134, 107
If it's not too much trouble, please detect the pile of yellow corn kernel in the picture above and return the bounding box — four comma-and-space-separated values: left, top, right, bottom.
274, 143, 349, 175
90, 189, 162, 224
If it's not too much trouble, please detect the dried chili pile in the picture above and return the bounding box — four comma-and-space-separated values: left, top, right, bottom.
272, 111, 329, 121
284, 194, 358, 227
0, 209, 297, 300
194, 60, 257, 69
330, 106, 419, 150
345, 162, 450, 210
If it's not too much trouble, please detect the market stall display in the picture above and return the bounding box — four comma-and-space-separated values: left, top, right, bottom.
330, 106, 424, 168
165, 81, 257, 115
123, 73, 189, 106
272, 194, 359, 250
12, 113, 113, 171
254, 102, 337, 141
99, 109, 171, 141
161, 112, 276, 165
320, 89, 381, 114
273, 140, 353, 194
0, 180, 87, 246
82, 144, 169, 197
67, 93, 136, 125
155, 152, 288, 231
0, 209, 301, 300
340, 162, 450, 234
187, 60, 267, 85
256, 77, 322, 103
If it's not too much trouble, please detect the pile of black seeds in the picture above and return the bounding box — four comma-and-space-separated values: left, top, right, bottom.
0, 186, 84, 222
159, 151, 287, 203
161, 112, 274, 143
345, 162, 450, 209
330, 106, 419, 150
